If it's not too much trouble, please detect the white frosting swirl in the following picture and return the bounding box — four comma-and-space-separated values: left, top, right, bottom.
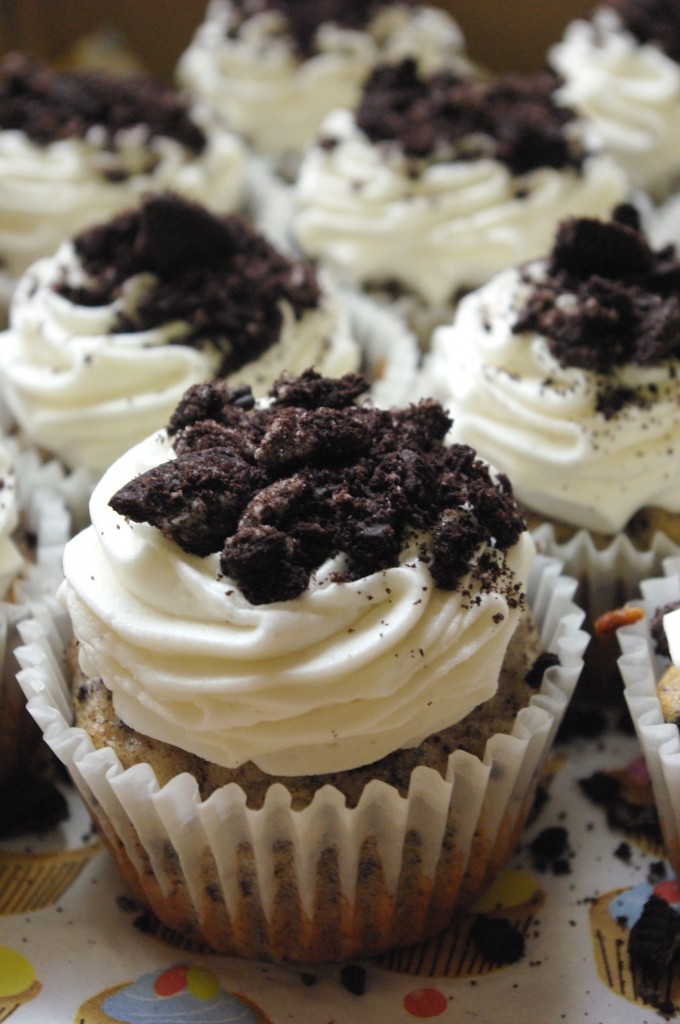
0, 241, 359, 474
429, 265, 680, 534
292, 108, 629, 305
176, 1, 475, 162
61, 429, 533, 776
550, 8, 680, 197
0, 105, 245, 282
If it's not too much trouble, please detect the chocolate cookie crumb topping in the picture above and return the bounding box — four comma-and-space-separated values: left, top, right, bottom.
610, 0, 680, 66
110, 371, 527, 604
355, 61, 579, 172
628, 894, 680, 1015
0, 53, 205, 151
56, 193, 321, 376
513, 205, 680, 412
227, 1, 414, 60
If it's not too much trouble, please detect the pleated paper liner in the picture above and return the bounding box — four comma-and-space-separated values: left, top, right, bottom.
16, 554, 587, 964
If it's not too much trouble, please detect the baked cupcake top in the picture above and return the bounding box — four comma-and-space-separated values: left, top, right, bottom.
177, 0, 475, 165
61, 370, 534, 775
293, 61, 629, 306
430, 205, 680, 533
0, 54, 245, 279
0, 193, 358, 474
550, 0, 680, 196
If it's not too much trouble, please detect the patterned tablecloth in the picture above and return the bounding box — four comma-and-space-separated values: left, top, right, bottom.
1, 708, 675, 1024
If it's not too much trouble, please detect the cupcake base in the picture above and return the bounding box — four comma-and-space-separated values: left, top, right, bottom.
17, 556, 587, 963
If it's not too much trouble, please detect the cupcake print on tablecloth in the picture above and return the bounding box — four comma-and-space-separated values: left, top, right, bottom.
0, 947, 41, 1022
75, 964, 272, 1024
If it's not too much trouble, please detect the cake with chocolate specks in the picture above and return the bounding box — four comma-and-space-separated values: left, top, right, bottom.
176, 0, 479, 177
37, 369, 587, 962
550, 0, 680, 199
0, 53, 245, 308
292, 60, 629, 344
0, 192, 360, 476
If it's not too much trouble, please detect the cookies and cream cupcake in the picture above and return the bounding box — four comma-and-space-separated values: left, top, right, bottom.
550, 0, 680, 199
0, 53, 245, 308
0, 193, 362, 477
291, 61, 629, 343
18, 371, 586, 962
426, 205, 680, 615
176, 0, 478, 177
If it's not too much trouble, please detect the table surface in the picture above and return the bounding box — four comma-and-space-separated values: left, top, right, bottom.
1, 708, 675, 1024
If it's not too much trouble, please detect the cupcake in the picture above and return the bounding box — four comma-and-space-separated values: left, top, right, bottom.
291, 61, 629, 343
425, 204, 680, 620
549, 0, 680, 199
0, 53, 245, 310
176, 0, 478, 178
0, 192, 364, 478
17, 371, 586, 963
618, 555, 680, 877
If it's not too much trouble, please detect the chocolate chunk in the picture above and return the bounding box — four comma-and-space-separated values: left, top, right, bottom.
56, 194, 321, 377
610, 0, 680, 65
628, 894, 680, 1015
470, 915, 525, 965
525, 651, 560, 689
0, 52, 205, 150
109, 371, 527, 604
355, 60, 578, 172
513, 205, 680, 409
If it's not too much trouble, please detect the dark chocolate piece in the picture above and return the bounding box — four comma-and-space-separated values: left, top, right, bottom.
354, 60, 579, 173
110, 370, 527, 605
56, 193, 321, 377
0, 52, 205, 151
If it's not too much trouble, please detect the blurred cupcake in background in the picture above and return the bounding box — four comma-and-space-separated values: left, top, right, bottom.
176, 0, 480, 180
290, 61, 629, 345
0, 192, 386, 482
550, 0, 680, 201
0, 52, 246, 319
424, 204, 680, 625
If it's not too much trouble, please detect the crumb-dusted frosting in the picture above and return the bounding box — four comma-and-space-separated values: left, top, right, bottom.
61, 371, 534, 775
550, 2, 680, 196
0, 54, 245, 281
293, 61, 629, 306
176, 0, 476, 161
429, 207, 680, 534
0, 195, 358, 474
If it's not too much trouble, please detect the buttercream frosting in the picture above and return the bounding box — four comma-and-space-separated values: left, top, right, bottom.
550, 8, 680, 197
430, 261, 680, 534
292, 106, 629, 307
61, 390, 534, 777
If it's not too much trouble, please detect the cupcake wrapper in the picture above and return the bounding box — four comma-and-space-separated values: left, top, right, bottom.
17, 555, 587, 963
618, 555, 680, 872
531, 522, 680, 620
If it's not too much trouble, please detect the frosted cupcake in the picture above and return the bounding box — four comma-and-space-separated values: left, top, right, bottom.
550, 0, 680, 199
0, 53, 245, 309
0, 192, 363, 478
176, 0, 478, 178
426, 205, 680, 616
618, 557, 680, 895
18, 371, 586, 963
291, 61, 629, 343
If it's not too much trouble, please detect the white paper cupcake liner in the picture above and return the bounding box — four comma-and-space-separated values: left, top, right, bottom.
16, 554, 587, 963
618, 555, 680, 872
530, 522, 680, 620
